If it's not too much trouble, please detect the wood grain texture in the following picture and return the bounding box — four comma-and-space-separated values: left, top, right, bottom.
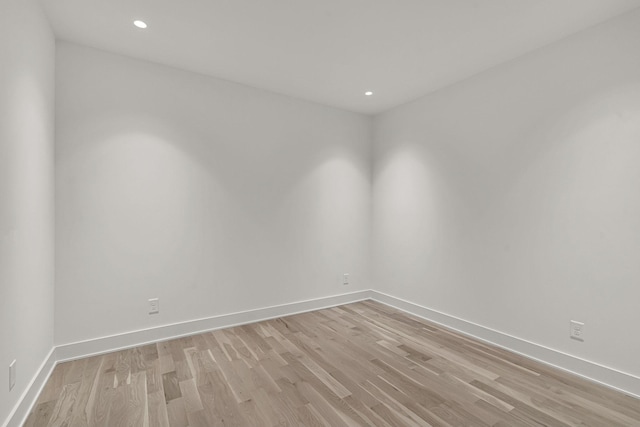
24, 301, 640, 426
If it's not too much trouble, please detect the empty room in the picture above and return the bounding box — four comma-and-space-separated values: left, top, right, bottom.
2, 0, 640, 426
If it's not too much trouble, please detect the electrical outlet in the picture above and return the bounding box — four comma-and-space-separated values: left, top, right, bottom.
9, 360, 16, 391
570, 320, 584, 341
343, 273, 349, 285
148, 298, 159, 314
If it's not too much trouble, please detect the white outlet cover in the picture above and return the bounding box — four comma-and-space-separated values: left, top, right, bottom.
343, 273, 349, 285
9, 360, 16, 391
149, 298, 159, 314
570, 320, 584, 341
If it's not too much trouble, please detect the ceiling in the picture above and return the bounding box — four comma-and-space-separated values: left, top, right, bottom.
41, 0, 640, 115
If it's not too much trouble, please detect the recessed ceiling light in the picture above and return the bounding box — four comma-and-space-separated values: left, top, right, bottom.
133, 20, 148, 29
365, 91, 373, 96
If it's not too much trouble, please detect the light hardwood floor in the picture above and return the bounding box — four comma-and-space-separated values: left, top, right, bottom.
24, 301, 640, 426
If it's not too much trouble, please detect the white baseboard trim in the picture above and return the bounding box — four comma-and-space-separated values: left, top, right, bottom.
370, 290, 640, 399
7, 288, 639, 427
56, 290, 373, 363
3, 347, 57, 427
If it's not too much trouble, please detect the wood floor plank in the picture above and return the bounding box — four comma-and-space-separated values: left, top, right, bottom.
297, 403, 331, 427
165, 397, 188, 427
106, 371, 148, 427
23, 400, 55, 427
47, 382, 80, 427
147, 390, 170, 427
24, 301, 640, 426
162, 371, 181, 403
85, 354, 116, 427
68, 355, 103, 427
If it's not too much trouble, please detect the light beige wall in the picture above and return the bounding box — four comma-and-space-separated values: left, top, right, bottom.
373, 8, 640, 382
54, 43, 372, 345
0, 0, 56, 424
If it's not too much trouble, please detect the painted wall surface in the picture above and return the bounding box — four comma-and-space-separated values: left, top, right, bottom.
0, 0, 56, 423
55, 43, 372, 345
373, 9, 640, 378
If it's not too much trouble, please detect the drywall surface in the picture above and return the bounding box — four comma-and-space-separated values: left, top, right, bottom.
0, 0, 56, 424
373, 9, 640, 379
55, 43, 371, 345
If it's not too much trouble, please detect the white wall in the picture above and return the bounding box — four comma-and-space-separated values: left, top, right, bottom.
373, 9, 640, 380
55, 43, 371, 346
0, 0, 56, 424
